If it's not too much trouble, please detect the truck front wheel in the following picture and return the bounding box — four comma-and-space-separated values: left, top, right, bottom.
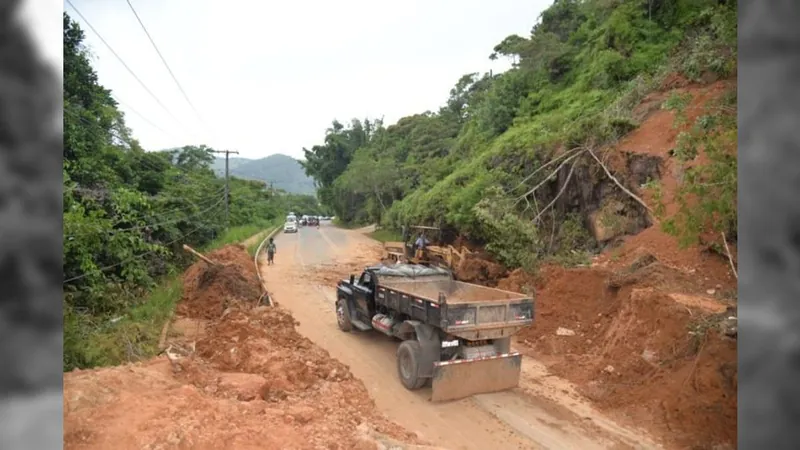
397, 340, 427, 390
336, 298, 353, 332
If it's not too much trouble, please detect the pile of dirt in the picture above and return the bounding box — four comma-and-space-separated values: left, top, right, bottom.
507, 256, 736, 449
177, 245, 262, 319
64, 244, 428, 450
453, 253, 507, 286
168, 303, 422, 448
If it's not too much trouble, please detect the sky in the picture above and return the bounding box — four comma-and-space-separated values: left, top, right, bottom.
56, 0, 551, 160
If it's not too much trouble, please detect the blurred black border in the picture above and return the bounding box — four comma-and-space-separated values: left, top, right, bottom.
738, 0, 800, 449
0, 0, 64, 448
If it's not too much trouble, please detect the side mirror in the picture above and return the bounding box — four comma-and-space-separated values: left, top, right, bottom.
349, 274, 355, 285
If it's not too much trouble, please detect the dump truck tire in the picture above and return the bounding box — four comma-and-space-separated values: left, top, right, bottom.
397, 340, 427, 390
336, 298, 353, 332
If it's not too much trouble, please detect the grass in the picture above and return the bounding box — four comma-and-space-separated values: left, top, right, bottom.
65, 220, 280, 371
245, 222, 282, 256
203, 222, 270, 251
66, 272, 183, 369
368, 228, 403, 243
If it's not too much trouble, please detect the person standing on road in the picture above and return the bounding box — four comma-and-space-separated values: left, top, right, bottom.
266, 238, 276, 265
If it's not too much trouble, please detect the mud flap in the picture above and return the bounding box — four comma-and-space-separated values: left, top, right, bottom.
430, 352, 522, 402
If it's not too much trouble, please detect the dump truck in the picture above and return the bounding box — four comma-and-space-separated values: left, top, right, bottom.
335, 263, 534, 402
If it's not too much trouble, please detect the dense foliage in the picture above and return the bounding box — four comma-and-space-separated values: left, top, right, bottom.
63, 13, 320, 370
301, 0, 737, 268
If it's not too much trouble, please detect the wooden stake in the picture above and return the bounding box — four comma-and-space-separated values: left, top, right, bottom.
721, 232, 738, 280
182, 244, 218, 266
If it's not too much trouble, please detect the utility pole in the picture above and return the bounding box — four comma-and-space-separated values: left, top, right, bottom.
211, 149, 239, 228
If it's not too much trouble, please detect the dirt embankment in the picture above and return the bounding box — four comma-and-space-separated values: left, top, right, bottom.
64, 244, 430, 450
502, 255, 736, 450
446, 79, 738, 450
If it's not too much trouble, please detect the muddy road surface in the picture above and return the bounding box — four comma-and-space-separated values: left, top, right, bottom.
260, 224, 663, 450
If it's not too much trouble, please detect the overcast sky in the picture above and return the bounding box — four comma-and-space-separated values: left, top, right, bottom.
55, 0, 549, 160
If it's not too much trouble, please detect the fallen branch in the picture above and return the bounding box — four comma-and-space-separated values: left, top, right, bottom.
508, 146, 584, 195
514, 150, 584, 207
182, 244, 218, 266
586, 148, 655, 218
721, 232, 738, 280
532, 160, 578, 224
157, 311, 174, 351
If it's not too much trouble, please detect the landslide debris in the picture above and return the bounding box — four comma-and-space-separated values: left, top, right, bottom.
64, 244, 430, 450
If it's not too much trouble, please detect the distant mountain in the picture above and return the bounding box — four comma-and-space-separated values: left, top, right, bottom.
210, 154, 316, 195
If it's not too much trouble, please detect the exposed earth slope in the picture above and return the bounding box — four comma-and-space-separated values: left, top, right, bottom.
63, 245, 432, 450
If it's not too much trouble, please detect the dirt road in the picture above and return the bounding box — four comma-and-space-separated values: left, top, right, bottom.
261, 223, 663, 450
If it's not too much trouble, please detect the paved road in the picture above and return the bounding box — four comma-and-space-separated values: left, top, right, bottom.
261, 223, 660, 450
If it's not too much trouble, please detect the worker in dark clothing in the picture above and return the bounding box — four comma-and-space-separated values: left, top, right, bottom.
266, 237, 276, 265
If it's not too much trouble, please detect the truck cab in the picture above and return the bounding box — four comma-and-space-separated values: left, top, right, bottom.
336, 268, 379, 330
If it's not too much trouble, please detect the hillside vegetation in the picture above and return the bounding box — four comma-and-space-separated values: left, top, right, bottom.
210, 154, 317, 195
62, 13, 323, 371
302, 0, 737, 270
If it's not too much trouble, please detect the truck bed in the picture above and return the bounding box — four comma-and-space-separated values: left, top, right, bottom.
371, 264, 534, 341
378, 278, 527, 304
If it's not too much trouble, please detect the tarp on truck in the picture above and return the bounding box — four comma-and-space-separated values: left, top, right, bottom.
370, 263, 452, 279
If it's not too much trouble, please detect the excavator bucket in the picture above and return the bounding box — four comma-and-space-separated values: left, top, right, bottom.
430, 352, 522, 402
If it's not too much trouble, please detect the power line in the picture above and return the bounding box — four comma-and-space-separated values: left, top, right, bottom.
65, 194, 226, 238
64, 0, 196, 138
210, 149, 239, 228
111, 93, 177, 139
63, 222, 211, 284
63, 108, 221, 178
124, 0, 213, 140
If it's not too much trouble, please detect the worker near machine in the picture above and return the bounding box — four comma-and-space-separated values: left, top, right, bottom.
414, 233, 429, 259
266, 237, 276, 265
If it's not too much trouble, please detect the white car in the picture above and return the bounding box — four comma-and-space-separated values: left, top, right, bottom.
283, 221, 298, 233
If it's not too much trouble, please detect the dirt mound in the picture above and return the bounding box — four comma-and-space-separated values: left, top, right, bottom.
177, 245, 262, 319
510, 258, 736, 449
64, 245, 427, 450
454, 253, 507, 286
171, 303, 421, 448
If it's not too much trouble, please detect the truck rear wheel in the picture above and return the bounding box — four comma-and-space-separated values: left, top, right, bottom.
397, 340, 427, 390
336, 298, 353, 332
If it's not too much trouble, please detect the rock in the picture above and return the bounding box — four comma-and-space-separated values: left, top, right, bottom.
588, 200, 633, 243
288, 406, 316, 424
556, 327, 576, 336
706, 289, 716, 295
641, 349, 657, 362
603, 365, 615, 374
721, 316, 738, 338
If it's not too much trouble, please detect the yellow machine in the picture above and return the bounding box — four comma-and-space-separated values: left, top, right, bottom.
383, 225, 473, 270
